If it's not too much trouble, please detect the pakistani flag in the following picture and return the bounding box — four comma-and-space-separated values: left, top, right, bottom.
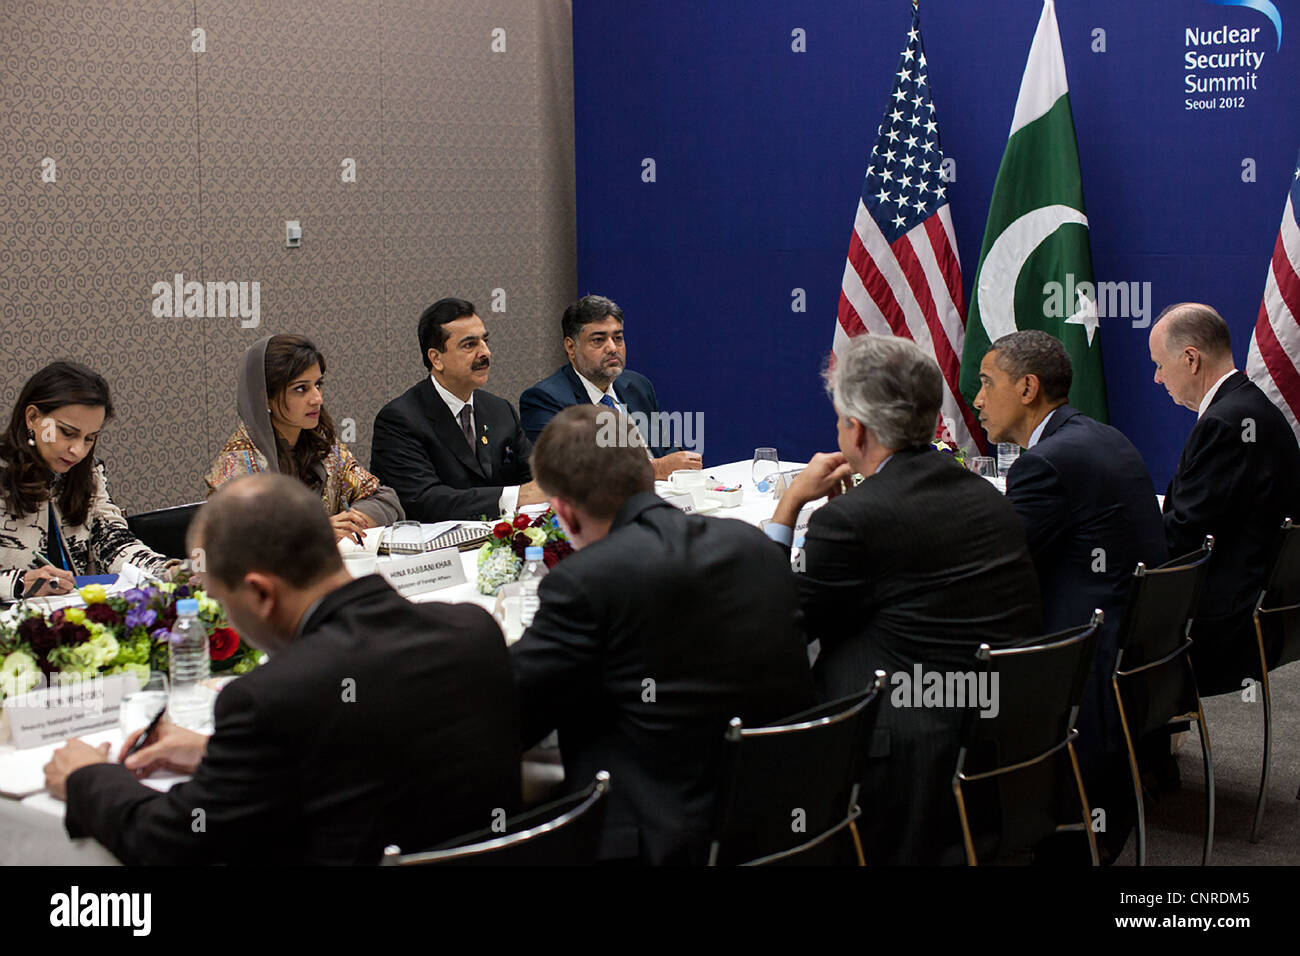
959, 0, 1108, 422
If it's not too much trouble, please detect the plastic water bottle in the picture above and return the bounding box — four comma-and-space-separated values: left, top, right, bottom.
519, 546, 548, 628
167, 598, 212, 733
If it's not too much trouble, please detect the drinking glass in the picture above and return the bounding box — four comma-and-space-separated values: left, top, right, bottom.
752, 447, 780, 493
119, 671, 168, 740
386, 520, 426, 555
996, 443, 1021, 478
967, 456, 998, 479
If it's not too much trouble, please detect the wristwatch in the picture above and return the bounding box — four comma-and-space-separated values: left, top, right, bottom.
14, 571, 27, 600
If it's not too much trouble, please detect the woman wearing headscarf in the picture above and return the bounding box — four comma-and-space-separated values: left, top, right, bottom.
0, 362, 179, 600
205, 335, 403, 541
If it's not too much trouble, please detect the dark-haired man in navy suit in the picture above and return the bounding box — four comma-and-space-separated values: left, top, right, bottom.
975, 329, 1167, 860
519, 295, 702, 479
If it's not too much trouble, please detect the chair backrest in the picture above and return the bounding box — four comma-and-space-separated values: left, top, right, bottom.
126, 502, 203, 560
954, 617, 1101, 856
1113, 537, 1213, 735
708, 672, 886, 866
1258, 518, 1300, 670
380, 771, 610, 866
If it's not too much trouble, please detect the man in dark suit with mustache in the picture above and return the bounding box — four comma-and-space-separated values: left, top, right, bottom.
371, 297, 548, 521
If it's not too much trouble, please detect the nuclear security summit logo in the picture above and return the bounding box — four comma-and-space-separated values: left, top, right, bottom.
1185, 0, 1282, 110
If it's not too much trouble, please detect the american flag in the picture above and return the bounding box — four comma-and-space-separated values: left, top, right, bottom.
833, 4, 983, 452
1245, 146, 1300, 443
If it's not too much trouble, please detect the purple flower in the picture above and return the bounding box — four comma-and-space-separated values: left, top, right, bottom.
122, 588, 147, 607
175, 585, 191, 598
125, 606, 157, 630
151, 626, 172, 644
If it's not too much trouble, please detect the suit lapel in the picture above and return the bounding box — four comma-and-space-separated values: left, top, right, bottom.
561, 364, 591, 405
417, 378, 487, 479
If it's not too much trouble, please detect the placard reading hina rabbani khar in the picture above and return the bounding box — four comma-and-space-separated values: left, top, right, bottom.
377, 547, 467, 598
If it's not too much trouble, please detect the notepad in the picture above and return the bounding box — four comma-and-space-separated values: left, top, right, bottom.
0, 729, 190, 803
0, 729, 120, 799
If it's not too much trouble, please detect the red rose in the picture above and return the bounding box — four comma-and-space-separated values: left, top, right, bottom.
492, 521, 513, 539
542, 540, 573, 569
512, 513, 532, 530
52, 622, 89, 647
86, 604, 121, 626
208, 627, 240, 661
510, 531, 530, 558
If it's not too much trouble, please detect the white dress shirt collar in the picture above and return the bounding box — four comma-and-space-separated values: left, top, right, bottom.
1027, 407, 1059, 449
577, 369, 620, 407
1197, 369, 1237, 418
430, 373, 473, 417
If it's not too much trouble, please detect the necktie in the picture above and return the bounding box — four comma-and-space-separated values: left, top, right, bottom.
599, 394, 618, 410
458, 404, 475, 448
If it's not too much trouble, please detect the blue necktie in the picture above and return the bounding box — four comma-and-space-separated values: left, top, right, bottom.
599, 394, 618, 410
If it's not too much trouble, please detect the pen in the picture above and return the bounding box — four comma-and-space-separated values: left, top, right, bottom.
26, 554, 72, 594
124, 706, 166, 760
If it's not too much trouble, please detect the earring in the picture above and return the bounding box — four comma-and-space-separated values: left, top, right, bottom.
26, 429, 35, 447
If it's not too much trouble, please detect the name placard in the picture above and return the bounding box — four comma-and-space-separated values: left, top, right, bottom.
377, 547, 467, 598
793, 502, 819, 544
5, 672, 140, 750
662, 493, 697, 513
760, 500, 824, 547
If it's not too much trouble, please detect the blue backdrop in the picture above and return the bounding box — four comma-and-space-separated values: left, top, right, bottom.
571, 0, 1300, 488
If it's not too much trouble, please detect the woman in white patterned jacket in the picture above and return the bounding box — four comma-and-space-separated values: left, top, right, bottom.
0, 362, 178, 602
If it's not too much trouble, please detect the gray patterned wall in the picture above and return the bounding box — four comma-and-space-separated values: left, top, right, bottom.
0, 0, 575, 513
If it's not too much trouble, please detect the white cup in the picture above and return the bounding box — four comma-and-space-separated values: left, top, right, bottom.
342, 551, 378, 578
669, 470, 707, 492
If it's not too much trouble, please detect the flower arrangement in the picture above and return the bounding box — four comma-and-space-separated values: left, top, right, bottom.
0, 577, 261, 702
930, 440, 969, 468
475, 509, 574, 596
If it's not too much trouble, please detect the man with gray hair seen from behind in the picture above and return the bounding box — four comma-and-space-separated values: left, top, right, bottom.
766, 334, 1042, 865
45, 473, 522, 865
1149, 303, 1300, 695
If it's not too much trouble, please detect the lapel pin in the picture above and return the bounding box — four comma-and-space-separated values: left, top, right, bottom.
481, 435, 488, 445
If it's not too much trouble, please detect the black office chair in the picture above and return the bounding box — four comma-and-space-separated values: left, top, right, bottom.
126, 502, 203, 560
380, 771, 609, 866
1112, 537, 1215, 866
1248, 517, 1300, 842
952, 614, 1102, 866
707, 671, 886, 866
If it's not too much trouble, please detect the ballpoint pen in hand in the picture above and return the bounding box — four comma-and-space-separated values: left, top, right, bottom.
124, 706, 167, 761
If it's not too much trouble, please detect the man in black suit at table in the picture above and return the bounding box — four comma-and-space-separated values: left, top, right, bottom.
518, 294, 702, 476
765, 334, 1042, 865
44, 473, 522, 865
509, 405, 813, 865
371, 297, 547, 521
974, 329, 1167, 859
1150, 303, 1300, 694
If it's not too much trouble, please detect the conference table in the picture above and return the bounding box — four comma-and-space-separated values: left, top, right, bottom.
0, 457, 808, 865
